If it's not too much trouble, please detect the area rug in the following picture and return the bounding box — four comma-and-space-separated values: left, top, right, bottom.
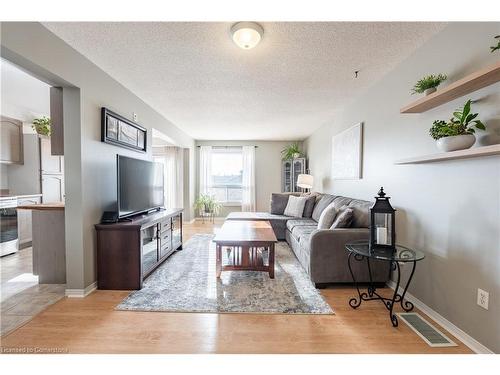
116, 234, 333, 314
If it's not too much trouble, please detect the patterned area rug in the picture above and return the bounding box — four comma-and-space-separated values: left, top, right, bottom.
116, 234, 333, 314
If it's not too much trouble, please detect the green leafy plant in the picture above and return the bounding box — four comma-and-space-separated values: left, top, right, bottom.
32, 116, 51, 136
429, 100, 486, 140
411, 74, 447, 94
491, 35, 500, 52
193, 194, 221, 215
281, 142, 303, 160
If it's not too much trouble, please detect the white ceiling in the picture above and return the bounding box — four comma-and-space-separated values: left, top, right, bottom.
43, 22, 446, 140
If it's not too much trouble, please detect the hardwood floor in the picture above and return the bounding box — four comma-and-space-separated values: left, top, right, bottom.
0, 221, 472, 354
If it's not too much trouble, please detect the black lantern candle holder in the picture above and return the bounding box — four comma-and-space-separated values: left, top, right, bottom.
369, 187, 396, 252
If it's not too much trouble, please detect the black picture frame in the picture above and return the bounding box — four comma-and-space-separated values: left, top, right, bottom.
101, 107, 147, 153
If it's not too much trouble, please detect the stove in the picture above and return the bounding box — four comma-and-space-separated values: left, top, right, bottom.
0, 197, 18, 256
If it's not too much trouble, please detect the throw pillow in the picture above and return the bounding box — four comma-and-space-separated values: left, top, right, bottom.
311, 194, 335, 222
301, 195, 318, 218
270, 193, 292, 215
317, 202, 338, 229
283, 195, 308, 218
330, 206, 354, 229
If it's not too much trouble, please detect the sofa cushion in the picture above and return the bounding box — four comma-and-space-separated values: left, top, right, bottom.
283, 195, 308, 217
311, 194, 336, 222
286, 218, 317, 232
317, 202, 338, 229
330, 206, 354, 228
348, 199, 371, 228
291, 225, 317, 242
270, 193, 295, 215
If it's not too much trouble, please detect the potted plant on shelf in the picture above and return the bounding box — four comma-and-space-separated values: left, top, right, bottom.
32, 116, 51, 136
281, 142, 303, 160
429, 99, 486, 152
193, 194, 222, 217
491, 35, 500, 53
411, 74, 447, 96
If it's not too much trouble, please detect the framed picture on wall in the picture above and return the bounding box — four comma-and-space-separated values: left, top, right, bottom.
331, 122, 363, 179
101, 107, 147, 152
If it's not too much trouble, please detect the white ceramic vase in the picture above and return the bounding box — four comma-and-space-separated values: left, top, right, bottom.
436, 134, 476, 152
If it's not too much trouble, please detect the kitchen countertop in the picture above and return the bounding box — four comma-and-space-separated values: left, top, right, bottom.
17, 202, 64, 211
0, 194, 43, 201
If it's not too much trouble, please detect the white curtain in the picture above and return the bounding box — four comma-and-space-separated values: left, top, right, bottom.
199, 145, 213, 196
241, 146, 256, 212
153, 146, 183, 209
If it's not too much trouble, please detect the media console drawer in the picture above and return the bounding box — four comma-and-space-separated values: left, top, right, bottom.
95, 209, 183, 290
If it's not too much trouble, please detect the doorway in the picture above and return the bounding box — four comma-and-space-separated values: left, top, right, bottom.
0, 58, 66, 336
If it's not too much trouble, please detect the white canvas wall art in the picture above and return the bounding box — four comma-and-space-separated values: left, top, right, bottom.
331, 122, 363, 179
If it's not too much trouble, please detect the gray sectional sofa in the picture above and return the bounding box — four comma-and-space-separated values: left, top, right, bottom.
226, 193, 390, 287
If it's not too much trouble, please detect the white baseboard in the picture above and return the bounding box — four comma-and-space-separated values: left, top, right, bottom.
387, 280, 493, 354
65, 281, 97, 298
184, 219, 196, 224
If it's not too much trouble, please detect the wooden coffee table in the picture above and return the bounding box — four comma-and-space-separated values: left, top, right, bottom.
213, 220, 278, 279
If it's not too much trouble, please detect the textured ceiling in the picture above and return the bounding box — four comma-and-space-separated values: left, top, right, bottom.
43, 22, 446, 140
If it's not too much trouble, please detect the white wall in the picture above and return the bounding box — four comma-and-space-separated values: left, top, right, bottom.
1, 59, 49, 195
195, 140, 303, 216
1, 22, 196, 289
304, 23, 500, 352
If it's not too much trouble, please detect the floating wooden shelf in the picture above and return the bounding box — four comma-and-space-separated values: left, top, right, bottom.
401, 61, 500, 114
394, 144, 500, 164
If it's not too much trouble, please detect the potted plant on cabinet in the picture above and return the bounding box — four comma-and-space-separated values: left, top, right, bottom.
32, 116, 51, 136
281, 142, 303, 160
412, 73, 447, 96
429, 99, 486, 152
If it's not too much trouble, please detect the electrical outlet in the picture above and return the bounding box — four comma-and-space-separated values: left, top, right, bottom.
477, 288, 489, 310
133, 112, 138, 122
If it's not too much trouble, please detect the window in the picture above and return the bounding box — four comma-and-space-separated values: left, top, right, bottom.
210, 147, 243, 205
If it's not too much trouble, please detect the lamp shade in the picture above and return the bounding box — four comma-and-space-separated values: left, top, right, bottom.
296, 174, 314, 189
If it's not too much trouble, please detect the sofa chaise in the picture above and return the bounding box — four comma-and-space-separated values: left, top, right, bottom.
226, 193, 391, 287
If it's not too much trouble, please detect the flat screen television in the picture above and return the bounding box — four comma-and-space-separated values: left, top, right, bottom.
117, 155, 164, 218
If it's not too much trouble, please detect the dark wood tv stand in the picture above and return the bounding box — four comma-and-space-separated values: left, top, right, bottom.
95, 208, 183, 290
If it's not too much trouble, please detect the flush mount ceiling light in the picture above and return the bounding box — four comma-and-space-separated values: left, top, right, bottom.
231, 22, 264, 50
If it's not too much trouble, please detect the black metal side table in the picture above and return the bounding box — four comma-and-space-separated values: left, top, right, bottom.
345, 240, 425, 327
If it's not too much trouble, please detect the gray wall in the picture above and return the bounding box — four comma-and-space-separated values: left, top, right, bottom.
304, 22, 500, 352
1, 22, 196, 290
195, 140, 303, 216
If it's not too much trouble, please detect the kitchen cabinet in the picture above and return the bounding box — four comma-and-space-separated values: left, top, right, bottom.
39, 137, 65, 203
17, 195, 42, 248
0, 116, 24, 165
50, 87, 64, 155
41, 175, 65, 202
40, 137, 64, 174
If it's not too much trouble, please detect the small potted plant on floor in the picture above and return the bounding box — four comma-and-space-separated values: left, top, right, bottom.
32, 116, 51, 136
429, 99, 486, 152
194, 194, 222, 217
412, 73, 447, 96
281, 142, 303, 160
